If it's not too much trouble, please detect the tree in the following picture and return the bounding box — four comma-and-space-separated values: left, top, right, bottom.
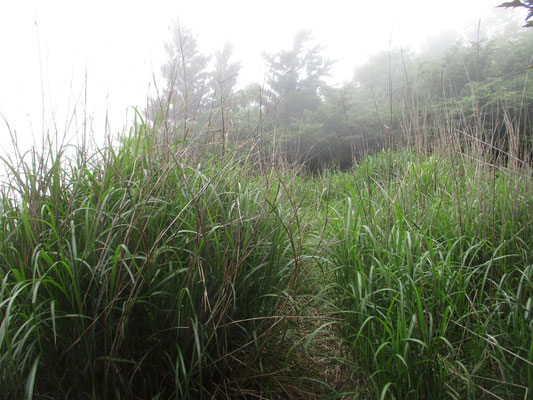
148, 22, 210, 143
208, 42, 241, 154
498, 1, 533, 27
210, 43, 240, 105
263, 30, 332, 125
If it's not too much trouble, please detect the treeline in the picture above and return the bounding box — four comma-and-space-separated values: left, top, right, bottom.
146, 19, 533, 171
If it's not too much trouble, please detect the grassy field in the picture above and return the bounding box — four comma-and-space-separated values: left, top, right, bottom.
1, 123, 532, 399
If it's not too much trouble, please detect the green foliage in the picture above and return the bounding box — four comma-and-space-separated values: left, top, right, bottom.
324, 151, 533, 399
148, 19, 533, 172
3, 15, 533, 400
1, 137, 532, 398
253, 20, 532, 171
0, 120, 303, 399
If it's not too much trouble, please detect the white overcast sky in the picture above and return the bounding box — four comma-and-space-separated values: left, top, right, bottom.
0, 0, 520, 156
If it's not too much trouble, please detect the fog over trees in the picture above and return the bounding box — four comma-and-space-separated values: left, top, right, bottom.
146, 14, 533, 171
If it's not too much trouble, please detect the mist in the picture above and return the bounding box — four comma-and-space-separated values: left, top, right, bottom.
0, 0, 519, 156
1, 2, 533, 399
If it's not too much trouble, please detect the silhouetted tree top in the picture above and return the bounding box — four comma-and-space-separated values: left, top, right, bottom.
498, 0, 533, 27
263, 30, 333, 124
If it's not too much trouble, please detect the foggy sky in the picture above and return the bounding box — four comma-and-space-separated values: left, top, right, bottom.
0, 0, 517, 157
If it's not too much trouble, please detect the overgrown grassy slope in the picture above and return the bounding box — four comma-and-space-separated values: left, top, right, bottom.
318, 152, 533, 399
1, 127, 532, 399
0, 127, 307, 399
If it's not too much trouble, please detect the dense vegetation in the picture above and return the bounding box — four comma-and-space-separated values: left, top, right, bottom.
324, 152, 533, 398
147, 17, 533, 172
0, 122, 311, 398
1, 10, 532, 400
1, 120, 532, 399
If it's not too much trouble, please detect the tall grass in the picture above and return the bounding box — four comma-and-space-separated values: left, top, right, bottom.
0, 118, 306, 399
1, 109, 532, 399
323, 151, 533, 399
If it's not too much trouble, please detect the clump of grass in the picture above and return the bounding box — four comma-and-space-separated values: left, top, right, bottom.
324, 151, 533, 399
0, 117, 305, 399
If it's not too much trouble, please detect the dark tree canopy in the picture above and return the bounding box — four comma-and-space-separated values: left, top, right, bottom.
498, 0, 533, 27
